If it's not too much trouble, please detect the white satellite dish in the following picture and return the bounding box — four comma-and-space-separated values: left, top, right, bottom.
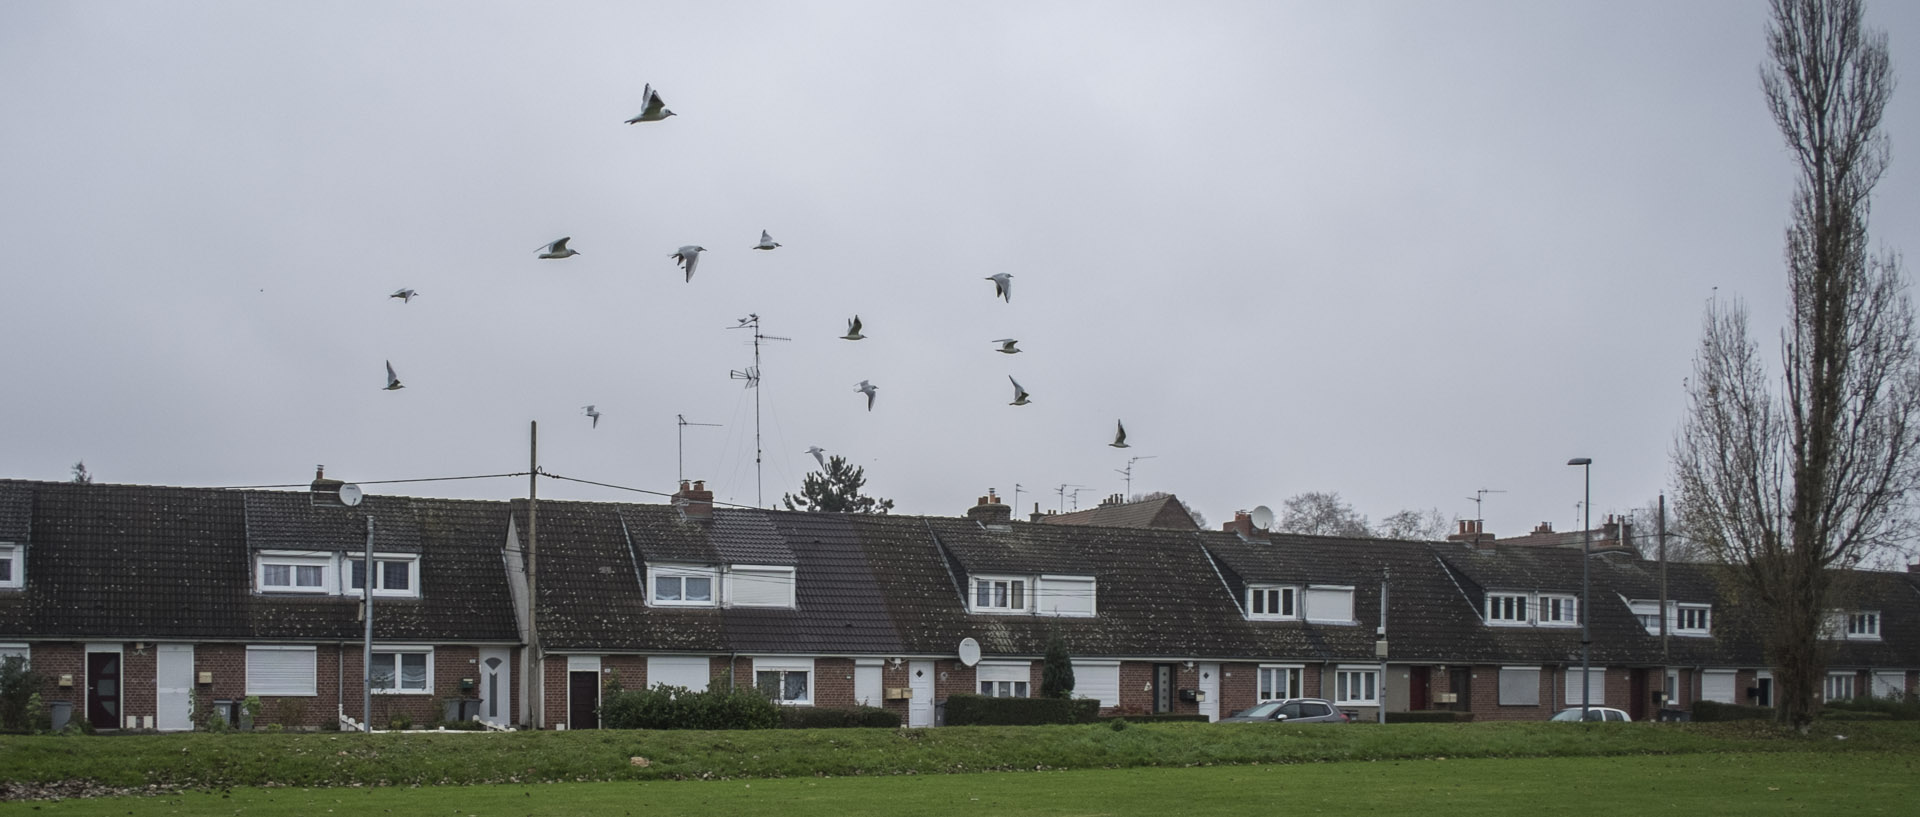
1249, 505, 1274, 530
958, 637, 981, 667
337, 483, 364, 507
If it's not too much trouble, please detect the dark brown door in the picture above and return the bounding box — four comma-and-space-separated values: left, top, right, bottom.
1409, 666, 1431, 710
87, 651, 121, 727
1153, 664, 1174, 713
1629, 669, 1650, 721
568, 671, 599, 729
1449, 668, 1472, 712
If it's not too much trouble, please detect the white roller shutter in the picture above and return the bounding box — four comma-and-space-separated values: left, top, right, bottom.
245, 646, 316, 696
647, 656, 712, 691
726, 566, 795, 608
1036, 576, 1096, 617
1499, 667, 1540, 706
1564, 668, 1606, 706
1872, 671, 1905, 699
1303, 586, 1354, 623
977, 662, 1031, 684
1072, 660, 1120, 707
1701, 670, 1737, 704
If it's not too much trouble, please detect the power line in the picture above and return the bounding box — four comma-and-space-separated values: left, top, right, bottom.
539, 471, 764, 509
209, 472, 531, 490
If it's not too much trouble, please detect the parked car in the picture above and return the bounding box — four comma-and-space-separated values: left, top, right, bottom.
1549, 706, 1633, 722
1220, 698, 1351, 723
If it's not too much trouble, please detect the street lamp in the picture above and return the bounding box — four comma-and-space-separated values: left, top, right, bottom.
1566, 457, 1592, 721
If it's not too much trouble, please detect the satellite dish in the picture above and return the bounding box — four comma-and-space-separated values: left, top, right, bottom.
1250, 505, 1274, 530
337, 483, 363, 507
958, 637, 981, 667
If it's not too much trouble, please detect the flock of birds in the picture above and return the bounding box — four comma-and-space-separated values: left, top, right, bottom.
375, 83, 1132, 482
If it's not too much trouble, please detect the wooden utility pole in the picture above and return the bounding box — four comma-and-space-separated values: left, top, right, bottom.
527, 421, 540, 729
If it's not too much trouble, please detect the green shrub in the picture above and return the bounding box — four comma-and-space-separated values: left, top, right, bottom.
205, 710, 230, 732
599, 684, 782, 730
1098, 713, 1208, 723
1041, 633, 1074, 699
779, 706, 901, 729
1387, 710, 1476, 724
62, 716, 93, 735
1823, 696, 1920, 720
0, 655, 43, 732
943, 693, 1100, 726
387, 712, 413, 731
1821, 708, 1891, 721
1691, 701, 1774, 722
25, 692, 48, 733
241, 696, 262, 729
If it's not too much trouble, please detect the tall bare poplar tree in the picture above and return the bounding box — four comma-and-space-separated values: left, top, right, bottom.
1673, 0, 1917, 731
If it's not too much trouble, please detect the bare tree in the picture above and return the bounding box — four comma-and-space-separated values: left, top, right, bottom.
1278, 491, 1371, 537
1376, 507, 1453, 541
1672, 0, 1918, 731
1624, 498, 1711, 563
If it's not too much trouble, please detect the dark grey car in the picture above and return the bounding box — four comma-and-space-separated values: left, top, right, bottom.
1219, 698, 1351, 724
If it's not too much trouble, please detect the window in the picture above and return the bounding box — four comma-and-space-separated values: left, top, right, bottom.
725, 565, 795, 608
1629, 600, 1662, 634
0, 643, 27, 669
649, 565, 717, 607
1247, 585, 1297, 620
1072, 660, 1120, 707
1537, 595, 1578, 626
1035, 575, 1096, 617
753, 658, 813, 705
1754, 671, 1773, 707
1302, 586, 1355, 624
1701, 671, 1737, 704
1487, 594, 1528, 624
257, 553, 332, 594
1499, 667, 1541, 706
1334, 667, 1378, 705
977, 662, 1031, 697
371, 647, 433, 694
245, 646, 317, 696
1843, 611, 1881, 639
0, 544, 21, 589
1675, 605, 1711, 634
1565, 669, 1606, 706
1258, 665, 1303, 701
971, 576, 1027, 613
1824, 672, 1855, 701
1871, 671, 1905, 699
344, 554, 420, 598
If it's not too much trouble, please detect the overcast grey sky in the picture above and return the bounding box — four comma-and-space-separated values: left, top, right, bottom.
5, 1, 1919, 540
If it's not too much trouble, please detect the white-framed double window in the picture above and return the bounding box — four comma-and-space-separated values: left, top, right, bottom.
1824, 672, 1855, 701
1247, 585, 1298, 620
1828, 611, 1882, 640
977, 662, 1031, 698
0, 643, 29, 669
649, 564, 718, 607
1537, 595, 1578, 626
1676, 604, 1712, 634
753, 658, 813, 705
1334, 666, 1379, 705
1257, 665, 1303, 701
971, 575, 1028, 614
1488, 592, 1576, 626
1487, 593, 1528, 624
0, 544, 22, 589
371, 646, 433, 694
1498, 667, 1541, 706
256, 552, 333, 594
344, 553, 420, 598
245, 645, 317, 696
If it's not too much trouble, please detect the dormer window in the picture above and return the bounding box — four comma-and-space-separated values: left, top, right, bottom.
1247, 585, 1298, 620
649, 565, 718, 607
1487, 592, 1578, 627
1487, 594, 1528, 624
1302, 585, 1356, 624
972, 576, 1027, 613
1826, 610, 1881, 640
724, 566, 796, 608
1538, 595, 1578, 626
0, 543, 22, 589
344, 553, 421, 599
1676, 604, 1711, 634
257, 552, 333, 594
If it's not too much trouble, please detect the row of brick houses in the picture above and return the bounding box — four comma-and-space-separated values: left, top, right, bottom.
2, 477, 1916, 731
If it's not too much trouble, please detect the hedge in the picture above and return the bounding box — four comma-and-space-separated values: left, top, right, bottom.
1823, 697, 1920, 721
1385, 710, 1475, 724
1689, 701, 1774, 722
779, 706, 902, 729
943, 693, 1100, 725
599, 685, 782, 730
1098, 714, 1209, 723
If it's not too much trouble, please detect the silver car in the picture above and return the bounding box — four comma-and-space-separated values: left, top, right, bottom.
1549, 706, 1632, 722
1220, 698, 1352, 723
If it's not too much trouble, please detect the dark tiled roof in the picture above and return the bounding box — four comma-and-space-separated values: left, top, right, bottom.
0, 483, 30, 542
244, 492, 422, 553
1039, 495, 1199, 530
710, 510, 794, 566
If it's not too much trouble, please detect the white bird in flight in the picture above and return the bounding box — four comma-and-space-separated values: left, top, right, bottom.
384, 361, 404, 391
992, 339, 1021, 354
673, 245, 706, 282
625, 84, 675, 123
855, 380, 878, 411
1008, 376, 1031, 406
806, 446, 827, 469
986, 273, 1012, 302
753, 230, 781, 250
583, 405, 601, 429
1110, 420, 1129, 448
389, 288, 417, 303
842, 316, 866, 340
538, 237, 579, 259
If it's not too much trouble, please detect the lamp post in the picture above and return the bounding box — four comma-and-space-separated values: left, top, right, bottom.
1566, 457, 1592, 721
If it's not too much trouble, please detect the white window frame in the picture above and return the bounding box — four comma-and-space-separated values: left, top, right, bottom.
1824, 672, 1855, 701
1247, 585, 1298, 621
1871, 671, 1905, 699
1565, 667, 1607, 706
1498, 666, 1541, 706
1848, 611, 1881, 639
1071, 659, 1120, 707
648, 564, 719, 607
1486, 593, 1529, 625
1034, 575, 1097, 618
1700, 670, 1737, 704
1537, 594, 1579, 627
256, 551, 334, 594
1628, 599, 1662, 634
1302, 585, 1356, 625
0, 642, 28, 668
977, 662, 1032, 698
244, 645, 317, 696
0, 543, 22, 589
1257, 664, 1303, 701
343, 552, 421, 599
370, 646, 434, 695
752, 658, 814, 706
1675, 604, 1712, 635
723, 565, 796, 609
970, 575, 1030, 614
1334, 666, 1379, 706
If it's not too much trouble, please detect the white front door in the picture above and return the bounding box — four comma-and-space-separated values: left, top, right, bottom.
479, 648, 511, 726
156, 644, 194, 731
908, 660, 935, 727
1198, 663, 1220, 722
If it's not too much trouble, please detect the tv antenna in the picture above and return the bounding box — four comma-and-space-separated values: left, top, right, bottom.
1115, 455, 1157, 499
1013, 483, 1026, 515
675, 414, 722, 483
1465, 488, 1507, 523
1055, 483, 1083, 513
726, 314, 789, 508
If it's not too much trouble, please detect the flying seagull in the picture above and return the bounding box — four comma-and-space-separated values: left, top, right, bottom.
1109, 420, 1129, 448
538, 237, 579, 259
842, 315, 866, 340
806, 446, 827, 469
673, 245, 706, 282
384, 361, 404, 391
583, 405, 601, 429
389, 288, 417, 303
1008, 376, 1031, 406
985, 273, 1012, 302
625, 84, 675, 123
992, 338, 1021, 354
753, 230, 781, 250
855, 380, 878, 411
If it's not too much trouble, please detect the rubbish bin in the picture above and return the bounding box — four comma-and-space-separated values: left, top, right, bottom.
49, 701, 72, 732
212, 699, 234, 727
443, 698, 481, 723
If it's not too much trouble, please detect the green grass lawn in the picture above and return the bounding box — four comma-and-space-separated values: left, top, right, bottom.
4, 751, 1913, 816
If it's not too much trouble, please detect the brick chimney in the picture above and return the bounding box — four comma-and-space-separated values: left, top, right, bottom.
1909, 562, 1920, 574
967, 490, 1012, 527
674, 479, 714, 521
1531, 521, 1555, 535
1029, 502, 1047, 523
1222, 510, 1255, 539
1447, 519, 1497, 550
309, 464, 345, 506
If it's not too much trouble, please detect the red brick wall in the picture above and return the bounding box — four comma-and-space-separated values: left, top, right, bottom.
814, 658, 855, 707
603, 655, 647, 692
121, 645, 154, 727
542, 657, 568, 728
29, 642, 84, 717
1115, 662, 1200, 715
880, 660, 910, 718
1220, 662, 1257, 714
